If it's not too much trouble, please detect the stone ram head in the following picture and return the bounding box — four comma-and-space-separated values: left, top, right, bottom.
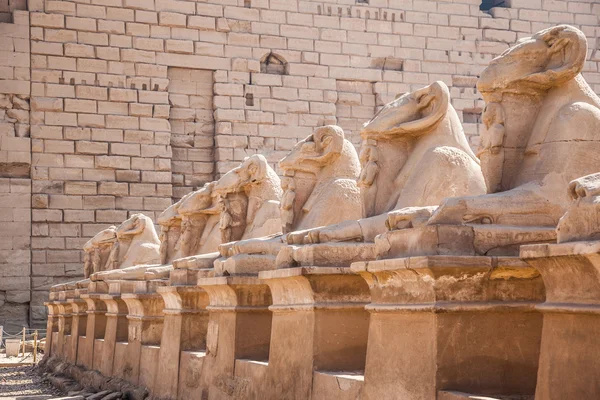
478, 25, 587, 94
279, 125, 359, 177
361, 81, 450, 138
213, 154, 270, 195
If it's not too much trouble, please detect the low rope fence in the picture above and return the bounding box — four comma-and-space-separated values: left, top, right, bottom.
1, 326, 47, 362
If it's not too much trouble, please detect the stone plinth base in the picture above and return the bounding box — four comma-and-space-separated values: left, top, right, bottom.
234, 359, 269, 398
197, 276, 273, 399
154, 285, 210, 400
258, 266, 370, 400
170, 252, 220, 285
177, 350, 206, 399
351, 255, 544, 399
377, 225, 556, 259
215, 253, 278, 275
521, 240, 600, 400
312, 371, 364, 400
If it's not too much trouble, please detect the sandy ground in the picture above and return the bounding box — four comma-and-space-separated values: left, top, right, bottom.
0, 365, 63, 399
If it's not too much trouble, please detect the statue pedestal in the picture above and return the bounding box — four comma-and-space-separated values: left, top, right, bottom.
281, 242, 378, 268
258, 267, 370, 400
66, 297, 87, 364
110, 280, 166, 390
196, 275, 273, 399
154, 285, 210, 400
169, 252, 219, 285
55, 301, 73, 360
43, 301, 59, 358
378, 225, 556, 258
521, 240, 600, 400
145, 256, 216, 400
351, 255, 544, 399
79, 294, 107, 370
97, 293, 128, 377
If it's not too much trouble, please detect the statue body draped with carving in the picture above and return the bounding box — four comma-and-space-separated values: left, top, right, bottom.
82, 226, 117, 278
216, 125, 363, 275
276, 81, 486, 268
379, 25, 600, 259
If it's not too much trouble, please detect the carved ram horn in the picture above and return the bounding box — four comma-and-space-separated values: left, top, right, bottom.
310, 125, 344, 164
247, 154, 268, 183
530, 25, 587, 87
394, 81, 449, 136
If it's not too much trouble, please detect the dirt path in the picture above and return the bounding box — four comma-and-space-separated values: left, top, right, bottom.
0, 366, 64, 399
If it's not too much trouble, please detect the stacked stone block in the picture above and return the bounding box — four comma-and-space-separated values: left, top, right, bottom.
0, 10, 30, 331
0, 0, 598, 328
168, 67, 214, 199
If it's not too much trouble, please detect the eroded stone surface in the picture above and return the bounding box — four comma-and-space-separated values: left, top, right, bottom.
382, 25, 600, 258
280, 81, 486, 267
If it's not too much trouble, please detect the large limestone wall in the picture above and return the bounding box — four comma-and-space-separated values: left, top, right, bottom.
0, 10, 31, 332
0, 0, 598, 328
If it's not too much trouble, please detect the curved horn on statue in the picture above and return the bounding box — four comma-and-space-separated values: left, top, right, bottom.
247, 154, 268, 183
395, 81, 449, 136
529, 25, 587, 87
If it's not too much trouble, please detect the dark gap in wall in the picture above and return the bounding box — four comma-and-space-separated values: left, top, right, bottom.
370, 57, 403, 71
463, 111, 483, 124
480, 0, 508, 11
261, 53, 288, 75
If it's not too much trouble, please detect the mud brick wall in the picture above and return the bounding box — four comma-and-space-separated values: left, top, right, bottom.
0, 0, 598, 328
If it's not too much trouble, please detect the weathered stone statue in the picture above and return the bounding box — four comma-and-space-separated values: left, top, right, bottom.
279, 81, 486, 267
82, 226, 117, 278
212, 153, 282, 241
216, 125, 363, 274
556, 173, 600, 243
157, 196, 187, 265
175, 181, 222, 256
90, 213, 160, 280
381, 25, 600, 257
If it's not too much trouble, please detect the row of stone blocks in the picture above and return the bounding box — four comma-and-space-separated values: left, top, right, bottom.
44, 237, 599, 400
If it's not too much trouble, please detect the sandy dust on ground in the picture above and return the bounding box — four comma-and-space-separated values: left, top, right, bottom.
0, 365, 64, 399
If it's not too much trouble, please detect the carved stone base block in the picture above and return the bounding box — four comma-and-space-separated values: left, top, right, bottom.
154, 285, 210, 400
196, 276, 273, 399
377, 225, 556, 259
44, 302, 59, 358
279, 243, 378, 268
521, 241, 600, 400
111, 280, 166, 388
258, 267, 370, 400
98, 293, 128, 377
351, 256, 545, 399
80, 291, 107, 370
66, 298, 87, 364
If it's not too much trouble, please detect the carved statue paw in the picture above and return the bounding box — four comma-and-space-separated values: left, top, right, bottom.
286, 229, 315, 245
427, 197, 469, 225
386, 206, 437, 231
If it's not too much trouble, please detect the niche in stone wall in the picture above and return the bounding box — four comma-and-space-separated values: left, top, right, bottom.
167, 68, 215, 199
260, 53, 288, 75
480, 0, 509, 11
370, 57, 403, 71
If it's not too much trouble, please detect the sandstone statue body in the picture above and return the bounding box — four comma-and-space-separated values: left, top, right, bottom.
430, 25, 600, 226
381, 25, 600, 257
216, 125, 363, 274
82, 226, 117, 278
280, 81, 486, 266
90, 213, 160, 280
556, 173, 600, 243
176, 181, 222, 256
213, 153, 282, 241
